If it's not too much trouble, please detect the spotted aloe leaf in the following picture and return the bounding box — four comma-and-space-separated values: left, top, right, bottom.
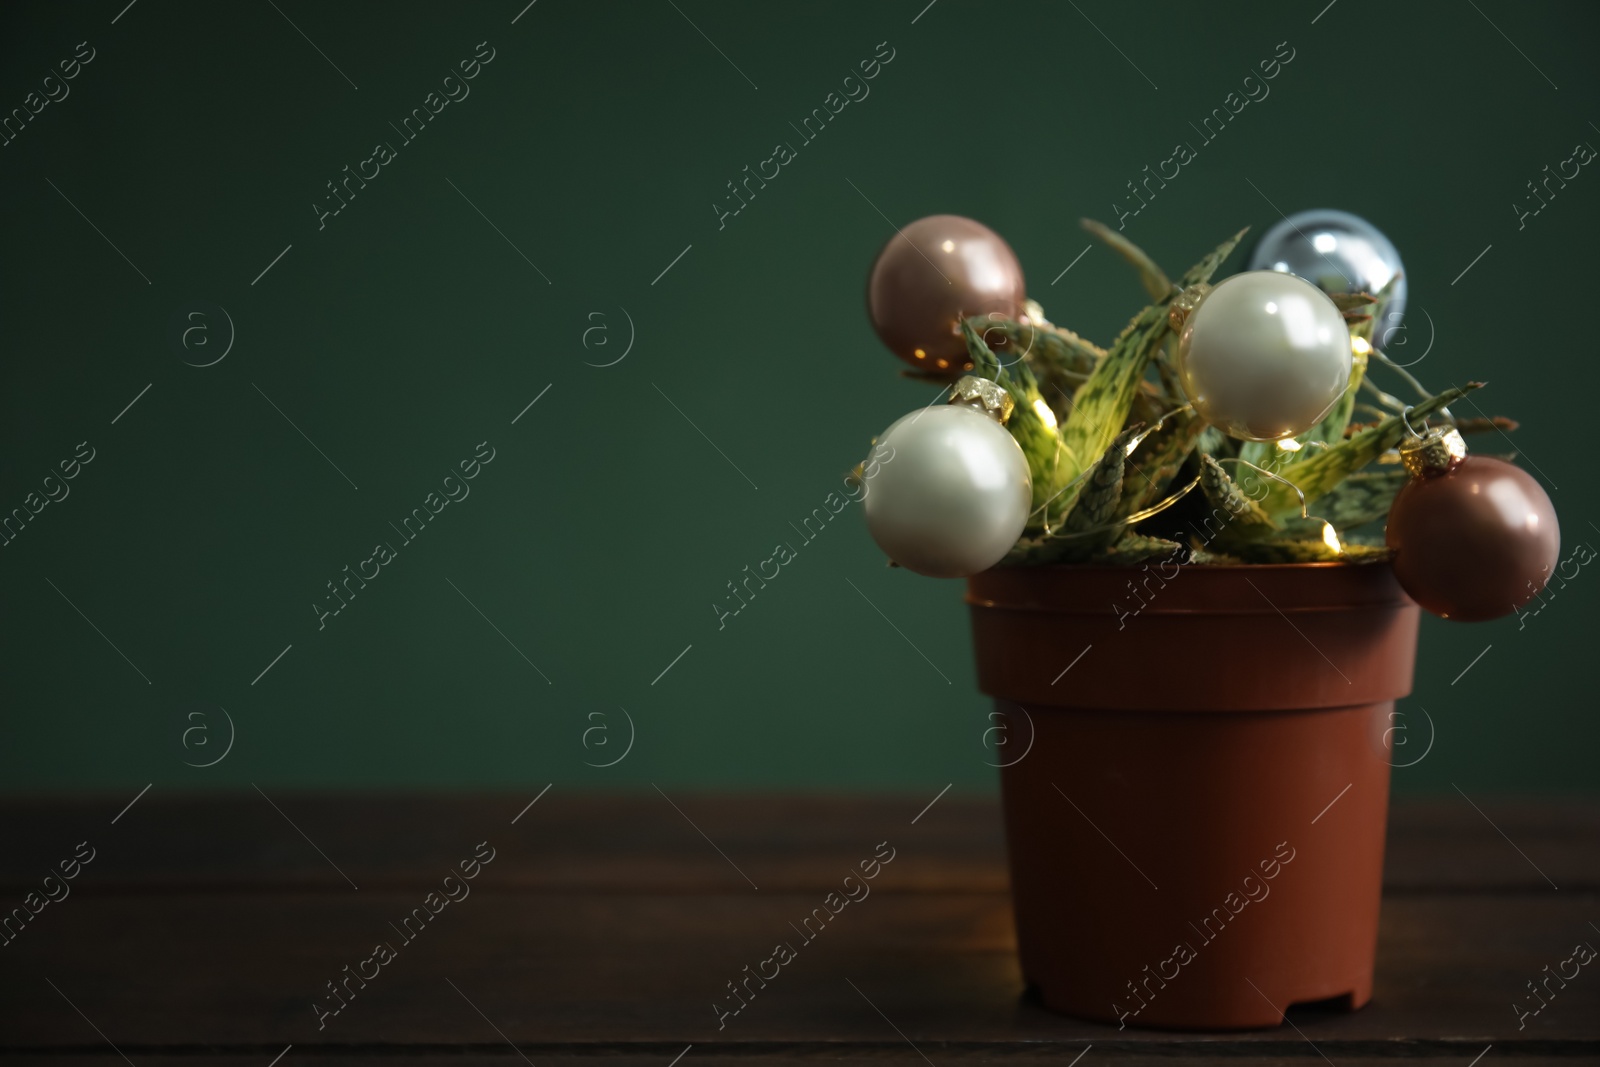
1327, 292, 1378, 312
1226, 538, 1389, 564
1058, 426, 1139, 553
1256, 382, 1481, 519
960, 318, 1060, 524
1103, 532, 1186, 564
1177, 227, 1250, 288
1026, 226, 1247, 525
977, 316, 1106, 375
1196, 454, 1278, 554
1050, 301, 1169, 518
1309, 463, 1410, 530
1081, 218, 1173, 301
1121, 410, 1204, 514
889, 224, 1494, 568
996, 428, 1137, 565
970, 315, 1102, 424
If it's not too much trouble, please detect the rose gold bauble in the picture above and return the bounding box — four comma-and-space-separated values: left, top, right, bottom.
1385, 432, 1559, 621
867, 215, 1025, 375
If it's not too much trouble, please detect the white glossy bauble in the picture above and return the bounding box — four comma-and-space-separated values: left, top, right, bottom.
1177, 270, 1353, 441
863, 404, 1032, 578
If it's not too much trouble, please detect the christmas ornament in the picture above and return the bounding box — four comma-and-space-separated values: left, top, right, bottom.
863, 378, 1032, 578
867, 215, 1026, 375
1174, 270, 1353, 441
1385, 428, 1560, 621
1248, 208, 1407, 348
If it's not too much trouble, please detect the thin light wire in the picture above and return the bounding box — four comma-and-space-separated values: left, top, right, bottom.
1371, 345, 1453, 422
980, 314, 1194, 541
1038, 474, 1202, 542
999, 312, 1445, 552
1030, 401, 1196, 532
1360, 376, 1409, 412
1216, 456, 1309, 518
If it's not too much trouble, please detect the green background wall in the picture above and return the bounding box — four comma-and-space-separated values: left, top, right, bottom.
2, 0, 1595, 794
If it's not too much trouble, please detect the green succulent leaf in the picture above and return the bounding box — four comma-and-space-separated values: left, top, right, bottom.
1002, 529, 1100, 566
1187, 545, 1245, 565
1198, 454, 1279, 547
1309, 463, 1410, 529
1226, 539, 1390, 564
971, 315, 1104, 424
1177, 227, 1250, 288
962, 318, 1003, 382
1327, 292, 1378, 312
1081, 218, 1173, 301
1000, 531, 1068, 565
1059, 426, 1139, 556
1235, 438, 1281, 478
1051, 303, 1168, 516
1255, 382, 1481, 518
1455, 415, 1519, 436
979, 317, 1106, 375
960, 319, 1061, 524
1121, 409, 1204, 513
918, 225, 1499, 569
1103, 532, 1186, 564
1044, 226, 1248, 525
1195, 424, 1229, 458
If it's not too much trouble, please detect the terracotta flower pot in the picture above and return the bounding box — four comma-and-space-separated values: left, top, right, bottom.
966, 562, 1419, 1030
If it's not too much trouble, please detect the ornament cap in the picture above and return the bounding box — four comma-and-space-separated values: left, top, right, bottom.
1167, 283, 1211, 331
1399, 427, 1467, 478
949, 375, 1015, 425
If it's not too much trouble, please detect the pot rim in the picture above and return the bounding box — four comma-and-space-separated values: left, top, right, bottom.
966, 559, 1420, 709
983, 560, 1382, 573
967, 559, 1415, 616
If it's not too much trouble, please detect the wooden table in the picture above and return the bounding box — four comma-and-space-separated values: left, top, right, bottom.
1, 791, 1595, 1064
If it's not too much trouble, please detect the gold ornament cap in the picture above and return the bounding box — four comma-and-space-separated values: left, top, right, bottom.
948, 375, 1015, 425
1399, 427, 1467, 478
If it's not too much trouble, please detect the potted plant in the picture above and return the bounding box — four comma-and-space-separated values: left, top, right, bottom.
857, 214, 1561, 1030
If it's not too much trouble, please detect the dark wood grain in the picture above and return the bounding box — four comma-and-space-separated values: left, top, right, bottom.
0, 792, 1594, 1061
0, 1058, 1582, 1067
3, 892, 1597, 1046
1382, 796, 1600, 892
0, 790, 1007, 894
1, 791, 1595, 893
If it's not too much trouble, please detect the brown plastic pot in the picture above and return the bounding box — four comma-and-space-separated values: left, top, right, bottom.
966, 562, 1419, 1030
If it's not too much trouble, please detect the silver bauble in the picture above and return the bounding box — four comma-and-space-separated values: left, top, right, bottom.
863, 404, 1032, 578
1176, 271, 1353, 441
1248, 209, 1406, 351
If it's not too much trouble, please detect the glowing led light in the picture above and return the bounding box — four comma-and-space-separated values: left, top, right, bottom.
1276, 438, 1303, 452
914, 348, 927, 360
1313, 233, 1338, 253
1322, 522, 1343, 554
1031, 397, 1058, 430
1351, 336, 1372, 356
